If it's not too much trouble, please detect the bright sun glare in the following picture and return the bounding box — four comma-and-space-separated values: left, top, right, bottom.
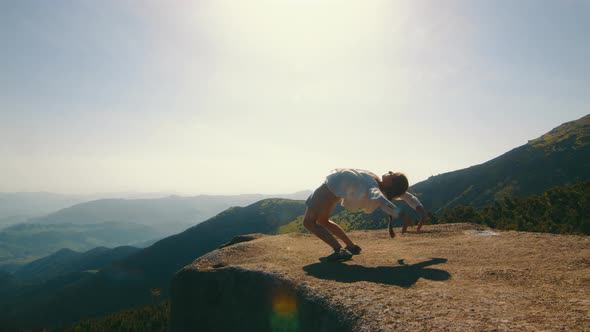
202, 0, 403, 61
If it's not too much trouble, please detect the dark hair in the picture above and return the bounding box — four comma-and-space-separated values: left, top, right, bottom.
386, 172, 409, 199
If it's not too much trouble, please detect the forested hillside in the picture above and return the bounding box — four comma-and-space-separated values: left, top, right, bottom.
431, 181, 590, 235
411, 114, 590, 211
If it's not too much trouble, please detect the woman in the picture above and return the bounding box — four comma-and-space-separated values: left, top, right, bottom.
303, 168, 429, 262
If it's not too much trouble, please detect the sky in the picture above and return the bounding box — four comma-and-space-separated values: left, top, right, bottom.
1, 0, 589, 195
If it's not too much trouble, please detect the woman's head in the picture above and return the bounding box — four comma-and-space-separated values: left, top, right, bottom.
383, 171, 409, 199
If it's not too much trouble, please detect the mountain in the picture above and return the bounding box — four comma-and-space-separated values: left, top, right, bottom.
30, 191, 312, 236
0, 192, 87, 230
411, 114, 590, 212
0, 192, 178, 230
61, 301, 169, 332
0, 191, 311, 269
433, 180, 590, 235
14, 246, 140, 284
0, 216, 28, 232
0, 271, 17, 294
0, 222, 158, 265
0, 199, 307, 329
114, 199, 306, 282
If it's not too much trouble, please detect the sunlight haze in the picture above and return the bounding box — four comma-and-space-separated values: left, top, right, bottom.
1, 0, 588, 194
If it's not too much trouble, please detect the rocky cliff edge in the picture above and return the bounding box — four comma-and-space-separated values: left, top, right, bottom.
171, 223, 589, 331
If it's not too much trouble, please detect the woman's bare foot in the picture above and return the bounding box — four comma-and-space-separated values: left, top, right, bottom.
402, 215, 413, 233
416, 220, 424, 233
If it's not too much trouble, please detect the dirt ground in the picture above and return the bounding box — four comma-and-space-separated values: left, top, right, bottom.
189, 223, 590, 331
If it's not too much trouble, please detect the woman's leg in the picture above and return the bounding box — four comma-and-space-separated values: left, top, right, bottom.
303, 208, 342, 250
317, 216, 355, 248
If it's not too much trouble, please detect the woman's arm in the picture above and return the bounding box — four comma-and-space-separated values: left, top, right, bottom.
388, 215, 395, 238
399, 193, 429, 232
369, 188, 401, 238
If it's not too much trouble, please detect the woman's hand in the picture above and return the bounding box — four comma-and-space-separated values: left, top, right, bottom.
388, 216, 395, 238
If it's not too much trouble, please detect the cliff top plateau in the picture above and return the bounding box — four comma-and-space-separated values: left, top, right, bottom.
171, 223, 589, 331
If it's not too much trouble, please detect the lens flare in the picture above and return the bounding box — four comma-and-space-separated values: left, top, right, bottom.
270, 288, 299, 332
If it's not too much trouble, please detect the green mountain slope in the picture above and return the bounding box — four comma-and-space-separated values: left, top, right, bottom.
433, 181, 590, 235
411, 114, 590, 212
278, 204, 394, 235
114, 198, 306, 283
60, 301, 169, 332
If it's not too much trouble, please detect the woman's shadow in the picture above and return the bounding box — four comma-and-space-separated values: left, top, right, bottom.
302, 258, 450, 288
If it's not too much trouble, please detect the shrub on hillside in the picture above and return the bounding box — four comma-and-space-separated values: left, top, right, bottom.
434, 181, 589, 235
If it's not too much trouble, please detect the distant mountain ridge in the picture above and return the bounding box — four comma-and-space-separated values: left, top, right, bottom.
0, 222, 158, 266
411, 114, 590, 212
0, 192, 177, 230
14, 246, 140, 283
0, 191, 311, 269
0, 191, 312, 232
29, 191, 312, 236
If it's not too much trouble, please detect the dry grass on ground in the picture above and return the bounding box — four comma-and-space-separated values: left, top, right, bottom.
189, 223, 590, 331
